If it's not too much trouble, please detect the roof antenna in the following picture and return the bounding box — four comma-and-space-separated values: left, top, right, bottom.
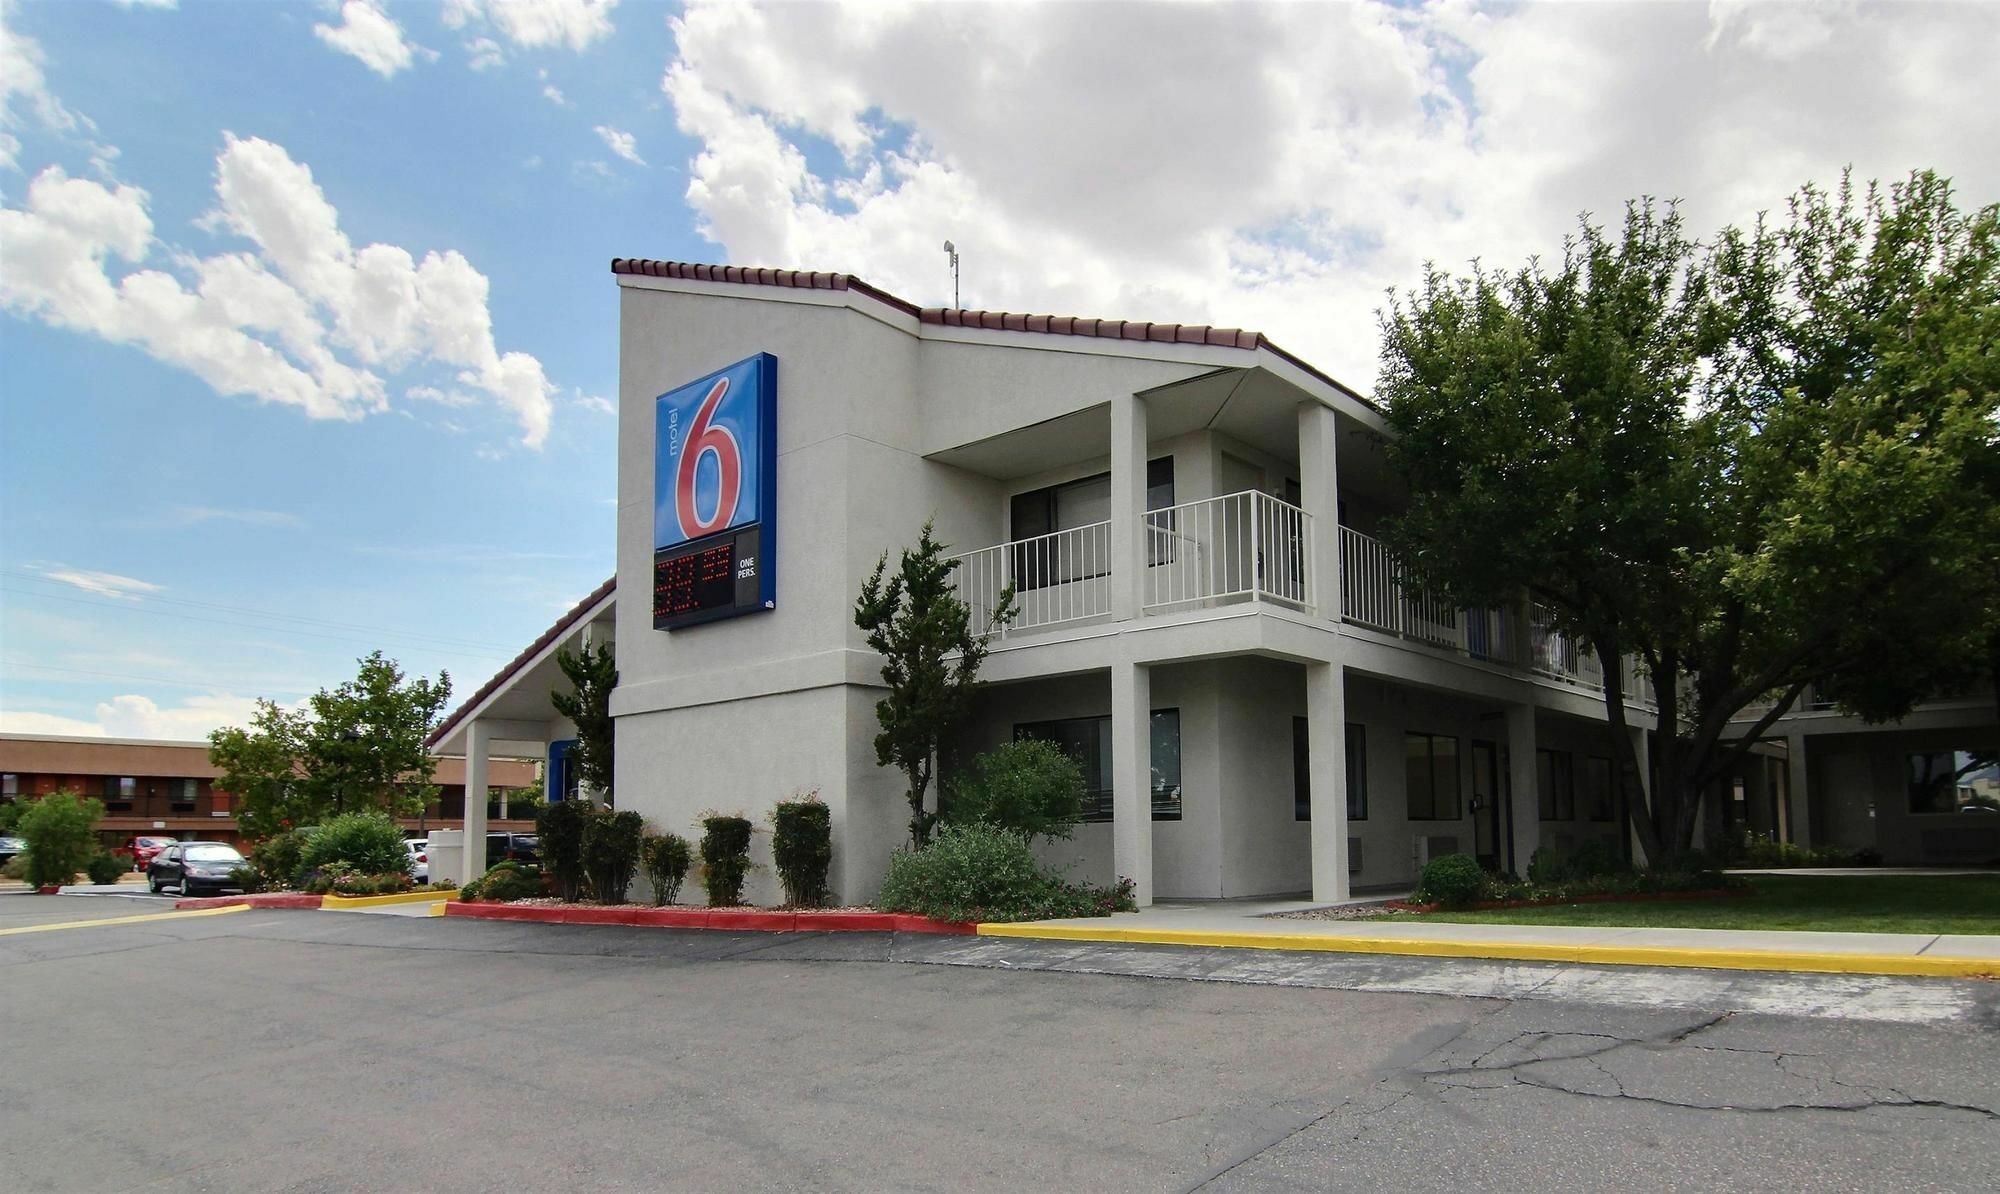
942, 240, 959, 309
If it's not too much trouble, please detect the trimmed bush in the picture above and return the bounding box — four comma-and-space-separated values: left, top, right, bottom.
770, 797, 832, 908
248, 829, 311, 890
84, 853, 127, 886
228, 865, 262, 893
699, 814, 753, 907
943, 740, 1085, 842
298, 812, 411, 879
18, 790, 105, 888
582, 809, 644, 904
874, 823, 1140, 923
536, 800, 590, 902
1413, 853, 1485, 908
640, 833, 693, 906
461, 861, 542, 902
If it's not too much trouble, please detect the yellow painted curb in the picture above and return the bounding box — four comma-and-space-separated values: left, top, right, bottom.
0, 904, 249, 936
972, 922, 2000, 980
320, 888, 453, 910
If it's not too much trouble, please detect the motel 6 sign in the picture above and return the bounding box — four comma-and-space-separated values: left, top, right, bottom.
652, 352, 778, 629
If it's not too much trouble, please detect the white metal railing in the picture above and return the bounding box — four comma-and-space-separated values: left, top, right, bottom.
1142, 491, 1314, 613
1338, 526, 1649, 703
950, 520, 1112, 635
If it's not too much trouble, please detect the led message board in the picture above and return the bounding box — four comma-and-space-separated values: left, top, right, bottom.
652, 353, 777, 629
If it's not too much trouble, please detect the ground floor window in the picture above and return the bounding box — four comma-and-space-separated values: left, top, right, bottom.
1293, 720, 1367, 822
1537, 750, 1575, 821
1583, 756, 1614, 822
1405, 732, 1461, 820
1908, 750, 1999, 814
1014, 708, 1181, 823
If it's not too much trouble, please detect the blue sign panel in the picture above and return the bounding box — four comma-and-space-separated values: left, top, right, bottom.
651, 353, 777, 629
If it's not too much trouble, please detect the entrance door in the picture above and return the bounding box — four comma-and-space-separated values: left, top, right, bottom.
1471, 740, 1509, 873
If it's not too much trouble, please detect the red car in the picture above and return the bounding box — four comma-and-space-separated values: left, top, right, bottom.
125, 836, 176, 871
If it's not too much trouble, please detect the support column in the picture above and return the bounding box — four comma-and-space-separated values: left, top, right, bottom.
462, 719, 491, 886
1297, 402, 1341, 621
1109, 393, 1149, 621
1506, 704, 1539, 873
1111, 658, 1154, 907
1627, 723, 1651, 868
1785, 732, 1812, 849
1306, 662, 1350, 902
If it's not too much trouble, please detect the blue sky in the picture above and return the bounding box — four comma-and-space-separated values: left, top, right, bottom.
2, 0, 705, 737
4, 1, 1996, 740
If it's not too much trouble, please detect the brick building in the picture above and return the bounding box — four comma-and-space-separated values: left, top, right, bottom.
0, 733, 537, 850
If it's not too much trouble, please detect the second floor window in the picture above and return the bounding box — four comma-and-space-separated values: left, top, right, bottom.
1008, 459, 1173, 589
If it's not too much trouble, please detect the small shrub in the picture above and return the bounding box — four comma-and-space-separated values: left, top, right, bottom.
3, 854, 29, 881
944, 740, 1086, 842
770, 795, 832, 908
18, 790, 105, 888
1413, 853, 1485, 908
461, 861, 542, 902
640, 833, 693, 905
228, 865, 263, 893
699, 814, 753, 907
880, 820, 1064, 920
582, 809, 644, 904
536, 800, 590, 902
298, 812, 411, 879
84, 853, 127, 886
248, 829, 311, 889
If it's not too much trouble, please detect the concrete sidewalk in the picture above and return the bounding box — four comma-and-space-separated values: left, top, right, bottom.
978, 898, 2000, 978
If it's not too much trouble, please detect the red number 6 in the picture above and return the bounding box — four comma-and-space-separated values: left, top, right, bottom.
675, 377, 743, 540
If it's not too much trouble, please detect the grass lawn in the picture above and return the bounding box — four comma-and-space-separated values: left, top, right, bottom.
1409, 874, 2000, 935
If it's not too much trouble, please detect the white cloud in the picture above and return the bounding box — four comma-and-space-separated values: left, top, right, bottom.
313, 1, 421, 77
659, 0, 2000, 394
0, 693, 267, 740
466, 35, 505, 70
594, 123, 644, 165
1, 135, 555, 446
112, 1, 179, 8
34, 565, 164, 599
446, 0, 618, 53
1, 1, 84, 170
573, 392, 614, 415
169, 506, 305, 528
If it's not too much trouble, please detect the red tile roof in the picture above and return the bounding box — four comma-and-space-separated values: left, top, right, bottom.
609, 258, 1370, 406
426, 574, 617, 750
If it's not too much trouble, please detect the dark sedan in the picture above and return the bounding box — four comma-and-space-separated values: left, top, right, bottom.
148, 842, 247, 896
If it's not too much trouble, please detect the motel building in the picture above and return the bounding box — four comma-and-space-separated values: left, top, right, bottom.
426, 260, 2000, 903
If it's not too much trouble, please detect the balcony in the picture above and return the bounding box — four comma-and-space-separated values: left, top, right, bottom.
950, 491, 1314, 638
947, 498, 1647, 703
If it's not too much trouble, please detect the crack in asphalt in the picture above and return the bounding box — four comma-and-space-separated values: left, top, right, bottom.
1419, 1011, 2000, 1122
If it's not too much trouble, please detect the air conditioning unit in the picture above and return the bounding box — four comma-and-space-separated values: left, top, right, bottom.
1348, 836, 1363, 875
1412, 834, 1461, 869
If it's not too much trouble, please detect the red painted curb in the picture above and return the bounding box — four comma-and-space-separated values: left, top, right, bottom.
37, 885, 62, 895
174, 893, 325, 910
445, 902, 972, 935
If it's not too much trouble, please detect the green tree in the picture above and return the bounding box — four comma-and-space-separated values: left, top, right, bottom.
18, 790, 104, 888
944, 739, 1087, 843
855, 520, 1016, 846
551, 640, 617, 805
1377, 171, 1999, 864
209, 651, 452, 838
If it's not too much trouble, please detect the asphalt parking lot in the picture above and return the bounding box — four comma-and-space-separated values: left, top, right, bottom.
4, 895, 1997, 1192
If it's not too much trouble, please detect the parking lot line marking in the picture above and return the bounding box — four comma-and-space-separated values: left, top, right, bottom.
0, 904, 249, 936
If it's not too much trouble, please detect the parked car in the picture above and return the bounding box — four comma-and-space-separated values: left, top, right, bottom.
406, 838, 429, 884
485, 832, 540, 867
125, 836, 177, 871
148, 841, 247, 896
0, 835, 25, 867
